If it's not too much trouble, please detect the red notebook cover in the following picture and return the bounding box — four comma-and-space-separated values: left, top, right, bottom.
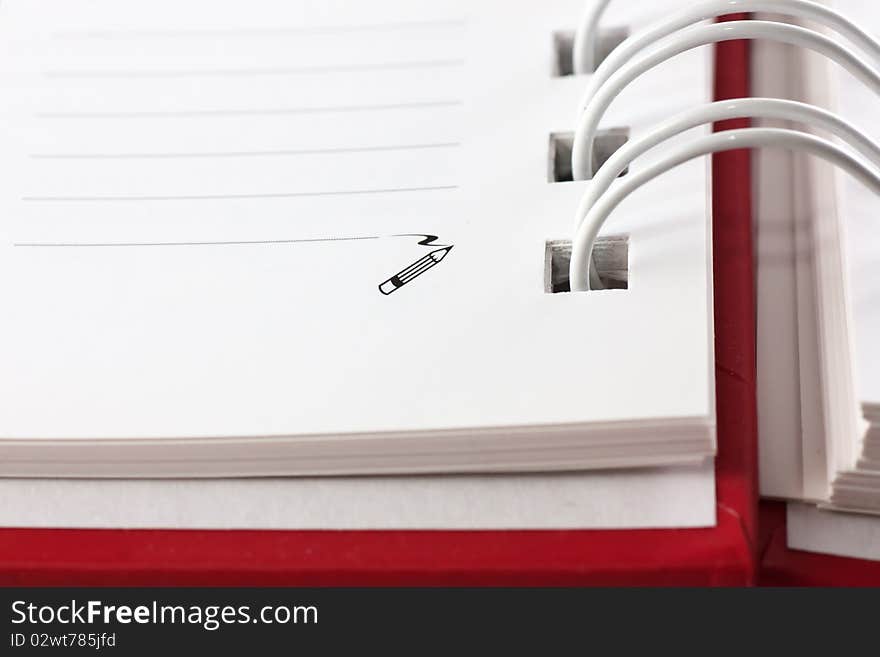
0, 32, 757, 587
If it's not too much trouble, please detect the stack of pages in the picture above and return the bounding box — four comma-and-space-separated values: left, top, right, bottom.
0, 0, 718, 530
754, 0, 880, 558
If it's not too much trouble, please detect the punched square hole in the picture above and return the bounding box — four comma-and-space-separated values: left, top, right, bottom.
548, 128, 630, 182
552, 27, 630, 76
544, 236, 629, 293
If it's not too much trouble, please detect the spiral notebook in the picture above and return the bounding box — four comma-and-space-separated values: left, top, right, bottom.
0, 0, 716, 478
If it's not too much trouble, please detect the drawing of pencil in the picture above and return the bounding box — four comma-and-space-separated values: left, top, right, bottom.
379, 246, 453, 295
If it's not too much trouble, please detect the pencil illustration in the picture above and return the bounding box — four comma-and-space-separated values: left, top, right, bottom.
379, 245, 453, 295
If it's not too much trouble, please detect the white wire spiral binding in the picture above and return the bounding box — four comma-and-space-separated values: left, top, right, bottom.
572, 20, 880, 182
570, 100, 880, 290
575, 0, 880, 108
573, 0, 613, 74
568, 129, 880, 291
570, 17, 880, 288
568, 4, 880, 289
571, 2, 880, 288
575, 98, 880, 234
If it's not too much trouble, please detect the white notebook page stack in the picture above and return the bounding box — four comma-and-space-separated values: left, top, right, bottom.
754, 0, 880, 558
0, 0, 715, 479
827, 0, 880, 513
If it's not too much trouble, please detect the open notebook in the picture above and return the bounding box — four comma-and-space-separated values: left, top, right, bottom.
755, 0, 880, 556
0, 0, 715, 477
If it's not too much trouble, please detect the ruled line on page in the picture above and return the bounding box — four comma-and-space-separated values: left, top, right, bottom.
44, 59, 466, 79
35, 100, 463, 119
53, 19, 467, 40
31, 142, 462, 160
15, 236, 382, 248
22, 184, 459, 202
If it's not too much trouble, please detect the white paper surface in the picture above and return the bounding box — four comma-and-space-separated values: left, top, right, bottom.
0, 0, 715, 479
787, 502, 880, 561
0, 461, 715, 529
752, 34, 806, 501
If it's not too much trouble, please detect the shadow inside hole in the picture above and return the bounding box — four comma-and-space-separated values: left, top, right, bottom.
544, 237, 629, 293
548, 128, 630, 183
552, 27, 630, 76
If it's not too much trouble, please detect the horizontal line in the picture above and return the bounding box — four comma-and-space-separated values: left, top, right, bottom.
44, 59, 466, 79
31, 142, 462, 160
54, 19, 467, 40
15, 236, 381, 247
22, 185, 459, 202
36, 100, 462, 119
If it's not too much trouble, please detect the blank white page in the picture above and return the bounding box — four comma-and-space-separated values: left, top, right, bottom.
0, 462, 715, 529
788, 502, 880, 560
0, 1, 714, 449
